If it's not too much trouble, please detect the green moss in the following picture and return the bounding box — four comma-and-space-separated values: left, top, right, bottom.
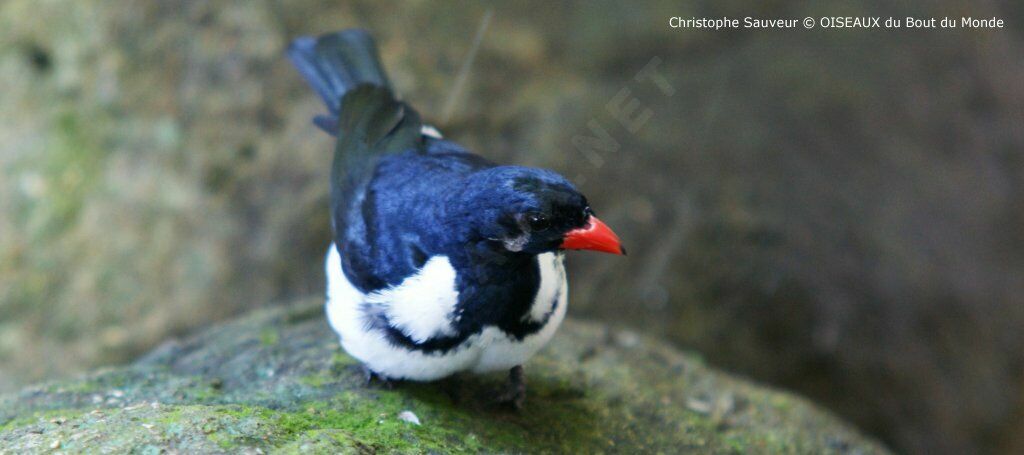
331, 351, 359, 367
201, 395, 493, 452
0, 304, 888, 453
17, 110, 112, 244
259, 328, 280, 346
44, 378, 104, 395
0, 408, 89, 433
183, 383, 221, 403
298, 373, 335, 388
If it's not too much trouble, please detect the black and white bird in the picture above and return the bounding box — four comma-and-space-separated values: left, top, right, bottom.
288, 29, 624, 407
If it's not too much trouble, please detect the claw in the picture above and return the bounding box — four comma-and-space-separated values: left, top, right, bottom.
496, 365, 526, 409
362, 365, 395, 389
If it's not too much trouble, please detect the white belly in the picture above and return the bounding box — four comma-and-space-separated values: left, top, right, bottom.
324, 245, 568, 380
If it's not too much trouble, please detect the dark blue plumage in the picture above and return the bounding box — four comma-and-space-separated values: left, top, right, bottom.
287, 31, 391, 135
289, 29, 622, 401
340, 137, 587, 351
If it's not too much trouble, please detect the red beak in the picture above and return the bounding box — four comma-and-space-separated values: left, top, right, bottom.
560, 216, 625, 255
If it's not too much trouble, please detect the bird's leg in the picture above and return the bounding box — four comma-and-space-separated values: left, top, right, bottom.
441, 374, 465, 404
362, 365, 395, 389
497, 365, 526, 409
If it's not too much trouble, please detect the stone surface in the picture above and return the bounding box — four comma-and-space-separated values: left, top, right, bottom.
0, 299, 886, 453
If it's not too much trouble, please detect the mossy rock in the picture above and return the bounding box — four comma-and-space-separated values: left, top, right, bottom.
0, 298, 887, 453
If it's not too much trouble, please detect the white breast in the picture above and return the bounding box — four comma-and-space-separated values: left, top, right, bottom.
364, 256, 459, 343
324, 245, 568, 380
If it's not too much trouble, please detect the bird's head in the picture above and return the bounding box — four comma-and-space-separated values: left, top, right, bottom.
449, 166, 625, 256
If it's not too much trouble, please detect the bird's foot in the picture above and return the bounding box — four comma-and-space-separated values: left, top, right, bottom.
496, 365, 526, 410
440, 375, 465, 404
362, 366, 395, 389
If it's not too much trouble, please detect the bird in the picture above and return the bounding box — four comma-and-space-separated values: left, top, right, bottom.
287, 29, 624, 408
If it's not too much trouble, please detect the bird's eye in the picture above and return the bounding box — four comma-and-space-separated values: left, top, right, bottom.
526, 213, 551, 231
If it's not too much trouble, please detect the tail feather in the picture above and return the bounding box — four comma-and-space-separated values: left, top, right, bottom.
287, 29, 391, 135
291, 30, 428, 276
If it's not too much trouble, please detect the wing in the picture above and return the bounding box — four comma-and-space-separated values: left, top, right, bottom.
331, 85, 427, 291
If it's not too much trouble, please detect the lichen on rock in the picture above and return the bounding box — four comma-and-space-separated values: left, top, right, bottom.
0, 298, 887, 453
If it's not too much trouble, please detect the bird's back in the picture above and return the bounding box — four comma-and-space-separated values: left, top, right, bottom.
288, 29, 448, 291
345, 138, 497, 290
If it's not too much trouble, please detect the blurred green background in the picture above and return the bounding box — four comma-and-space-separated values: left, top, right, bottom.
2, 1, 1022, 453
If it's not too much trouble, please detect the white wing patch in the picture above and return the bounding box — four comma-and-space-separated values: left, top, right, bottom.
326, 244, 478, 380
365, 256, 460, 343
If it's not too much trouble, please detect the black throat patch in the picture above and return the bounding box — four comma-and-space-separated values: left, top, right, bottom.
363, 253, 562, 355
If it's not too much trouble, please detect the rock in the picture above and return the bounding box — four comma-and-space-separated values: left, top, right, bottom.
0, 298, 888, 453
